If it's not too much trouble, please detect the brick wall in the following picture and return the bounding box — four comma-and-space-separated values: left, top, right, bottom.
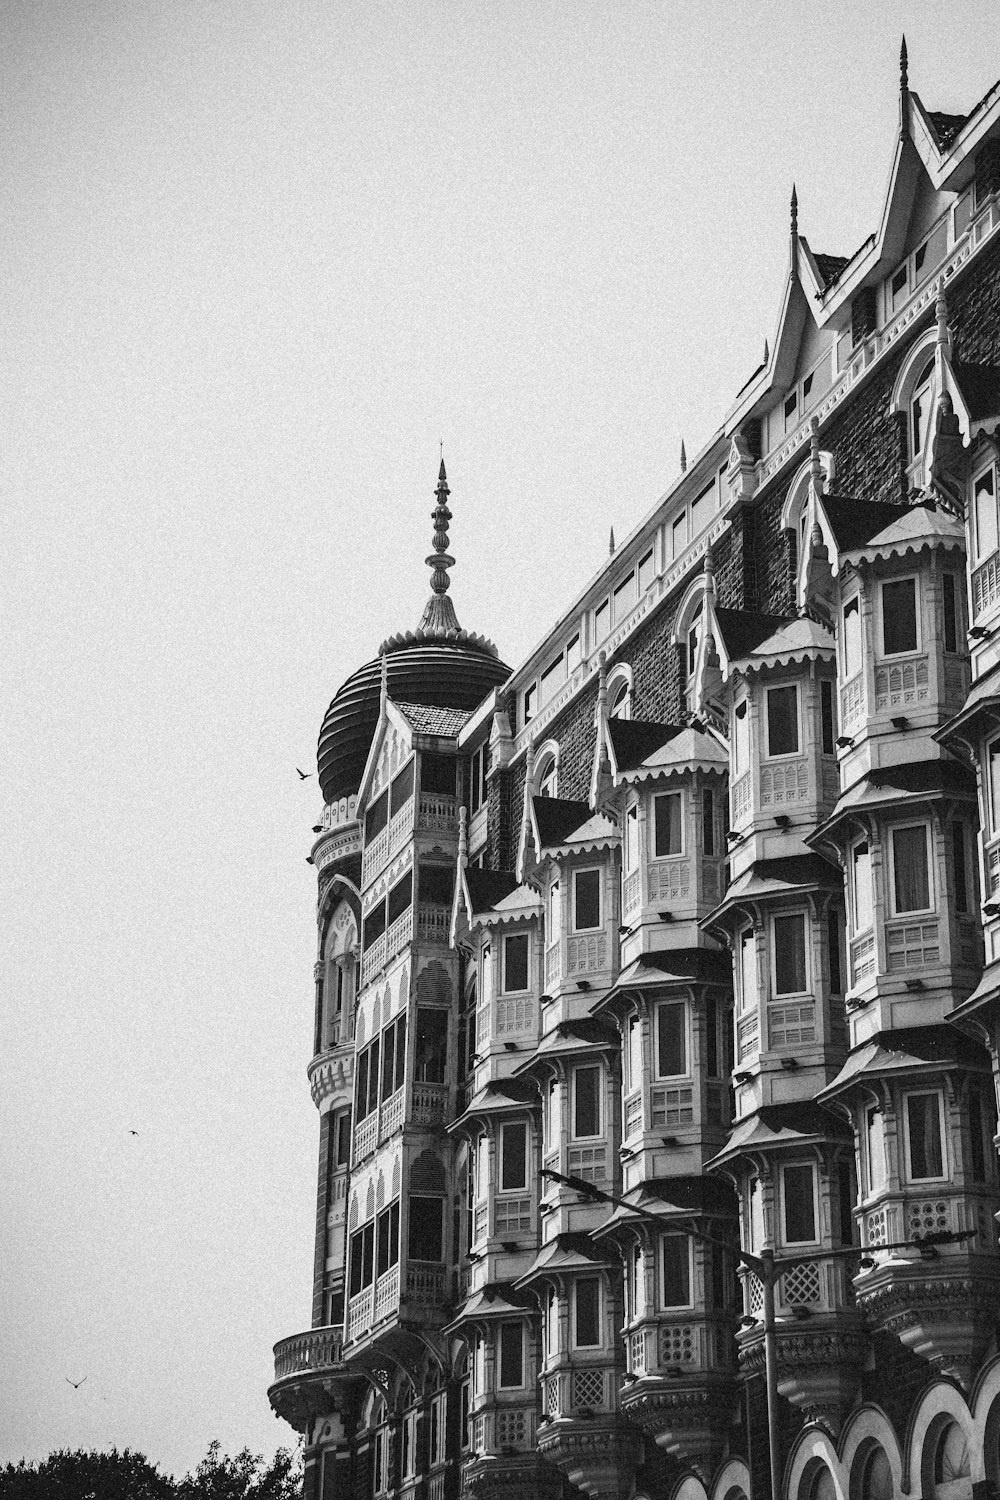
950, 230, 1000, 363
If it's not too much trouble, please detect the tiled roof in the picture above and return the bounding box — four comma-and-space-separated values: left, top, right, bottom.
393, 701, 472, 736
813, 252, 850, 289
713, 608, 792, 661
953, 361, 1000, 420
843, 502, 965, 563
611, 948, 734, 988
928, 111, 967, 149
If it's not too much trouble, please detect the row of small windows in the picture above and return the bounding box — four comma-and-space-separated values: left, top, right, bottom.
354, 1008, 449, 1121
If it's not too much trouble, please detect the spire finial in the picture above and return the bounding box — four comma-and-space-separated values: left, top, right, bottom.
609, 527, 616, 556
790, 183, 798, 238
936, 278, 949, 343
900, 35, 908, 92
763, 337, 770, 365
810, 415, 824, 493
680, 439, 687, 473
416, 458, 461, 635
458, 804, 468, 862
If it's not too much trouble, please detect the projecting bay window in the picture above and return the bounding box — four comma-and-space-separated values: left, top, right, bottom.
501, 1121, 528, 1191
881, 577, 919, 657
890, 824, 932, 914
573, 869, 602, 932
905, 1091, 946, 1182
574, 1277, 601, 1348
781, 1163, 818, 1245
498, 1323, 524, 1389
655, 1000, 688, 1078
661, 1233, 692, 1309
573, 1065, 601, 1139
653, 792, 683, 857
408, 1196, 444, 1262
772, 913, 808, 997
502, 932, 529, 993
766, 684, 799, 757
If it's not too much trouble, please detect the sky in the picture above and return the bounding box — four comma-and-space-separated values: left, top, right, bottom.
1, 0, 997, 1480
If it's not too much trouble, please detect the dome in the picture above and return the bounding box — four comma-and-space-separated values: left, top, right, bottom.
316, 461, 512, 805
317, 638, 511, 805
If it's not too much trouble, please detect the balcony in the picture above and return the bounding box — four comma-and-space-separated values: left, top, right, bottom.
267, 1326, 347, 1430
416, 902, 450, 945
411, 1081, 448, 1126
361, 828, 389, 888
361, 932, 387, 988
417, 792, 458, 832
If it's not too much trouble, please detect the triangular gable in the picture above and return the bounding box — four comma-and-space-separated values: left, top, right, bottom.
355, 695, 415, 813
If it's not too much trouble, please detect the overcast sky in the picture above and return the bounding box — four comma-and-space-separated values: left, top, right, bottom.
2, 0, 996, 1479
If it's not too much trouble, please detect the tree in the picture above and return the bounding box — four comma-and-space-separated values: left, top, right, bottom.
0, 1444, 301, 1500
174, 1443, 301, 1500
0, 1447, 174, 1500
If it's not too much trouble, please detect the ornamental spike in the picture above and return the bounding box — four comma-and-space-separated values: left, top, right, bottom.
790, 183, 798, 238
417, 456, 461, 634
680, 439, 687, 473
609, 527, 616, 555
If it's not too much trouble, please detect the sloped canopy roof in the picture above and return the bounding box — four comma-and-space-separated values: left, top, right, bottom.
716, 853, 842, 908
839, 502, 965, 565
394, 701, 472, 736
819, 1025, 989, 1103
821, 495, 911, 553
596, 950, 733, 1013
813, 758, 975, 838
709, 1102, 850, 1169
608, 719, 729, 778
517, 1233, 615, 1286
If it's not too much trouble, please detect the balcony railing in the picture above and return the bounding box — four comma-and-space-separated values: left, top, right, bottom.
416, 903, 450, 945
622, 869, 641, 917
347, 1287, 374, 1342
874, 655, 929, 716
417, 792, 458, 832
374, 1265, 400, 1322
272, 1326, 344, 1381
731, 770, 752, 824
388, 799, 412, 859
841, 672, 864, 731
361, 932, 387, 987
406, 1262, 445, 1305
647, 860, 691, 903
379, 1085, 405, 1140
411, 1081, 448, 1125
885, 918, 939, 971
361, 828, 389, 888
353, 1111, 377, 1163
386, 906, 413, 963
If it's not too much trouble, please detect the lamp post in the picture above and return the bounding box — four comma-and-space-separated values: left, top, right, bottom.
540, 1166, 973, 1500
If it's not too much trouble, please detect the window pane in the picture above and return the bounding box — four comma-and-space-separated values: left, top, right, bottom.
415, 1009, 448, 1082
575, 1278, 601, 1346
843, 596, 862, 678
767, 686, 799, 756
783, 1164, 816, 1243
638, 549, 655, 593
672, 513, 688, 559
953, 823, 969, 915
828, 909, 843, 994
614, 573, 637, 622
627, 1014, 642, 1092
654, 794, 683, 856
975, 467, 998, 563
702, 789, 715, 855
390, 759, 414, 814
882, 579, 918, 655
740, 930, 757, 1010
893, 825, 930, 912
773, 914, 806, 995
907, 1093, 943, 1179
943, 574, 958, 653
574, 1066, 600, 1138
366, 790, 389, 840
420, 863, 454, 906
387, 871, 413, 925
734, 701, 750, 772
499, 1323, 523, 1387
853, 842, 873, 930
595, 599, 610, 643
661, 1234, 691, 1307
656, 1002, 687, 1077
408, 1196, 443, 1261
501, 1122, 527, 1191
574, 870, 601, 930
625, 806, 639, 871
821, 679, 835, 754
503, 933, 529, 992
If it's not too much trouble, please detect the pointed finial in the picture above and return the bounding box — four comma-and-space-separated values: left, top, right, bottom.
609, 527, 616, 556
598, 650, 607, 699
417, 458, 462, 634
790, 183, 798, 238
703, 550, 714, 588
763, 337, 770, 365
680, 440, 687, 473
458, 804, 468, 862
900, 36, 908, 92
379, 651, 388, 709
936, 278, 949, 343
810, 416, 824, 494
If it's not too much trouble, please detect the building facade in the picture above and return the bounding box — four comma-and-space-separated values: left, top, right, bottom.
269, 51, 1000, 1500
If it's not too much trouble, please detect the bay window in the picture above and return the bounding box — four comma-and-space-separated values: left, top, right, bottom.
655, 1000, 687, 1077
653, 792, 683, 856
574, 1278, 601, 1347
782, 1162, 817, 1244
573, 868, 602, 931
881, 577, 919, 656
773, 913, 807, 995
766, 684, 799, 757
573, 1065, 601, 1138
891, 824, 931, 913
498, 1322, 524, 1388
503, 932, 529, 993
500, 1121, 528, 1191
661, 1233, 692, 1308
905, 1091, 945, 1181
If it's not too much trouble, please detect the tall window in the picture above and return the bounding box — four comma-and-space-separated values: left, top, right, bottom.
766, 685, 799, 756
573, 869, 602, 931
626, 1013, 642, 1092
498, 1323, 524, 1388
375, 1200, 400, 1276
624, 805, 639, 872
990, 739, 1000, 834
733, 699, 750, 774
852, 841, 874, 931
537, 752, 557, 799
627, 1245, 643, 1321
661, 1234, 691, 1308
865, 1105, 887, 1194
547, 879, 561, 943
656, 1001, 687, 1077
501, 1122, 528, 1191
415, 1008, 448, 1082
974, 464, 999, 565
573, 1066, 601, 1138
574, 1278, 601, 1347
773, 913, 807, 995
821, 679, 836, 754
653, 793, 683, 856
702, 789, 715, 855
906, 1092, 944, 1180
882, 578, 918, 656
408, 1196, 444, 1261
891, 825, 931, 913
910, 358, 935, 459
609, 677, 631, 719
380, 1015, 407, 1100
503, 933, 529, 993
953, 823, 970, 915
782, 1163, 817, 1244
943, 574, 959, 653
739, 929, 757, 1010
842, 596, 862, 679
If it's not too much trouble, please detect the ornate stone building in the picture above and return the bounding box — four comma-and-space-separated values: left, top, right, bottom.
269, 48, 1000, 1500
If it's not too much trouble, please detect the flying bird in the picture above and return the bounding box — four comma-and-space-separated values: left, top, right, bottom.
66, 1376, 87, 1389
128, 1129, 139, 1136
296, 768, 312, 780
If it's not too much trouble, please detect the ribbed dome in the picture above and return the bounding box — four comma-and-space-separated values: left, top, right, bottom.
318, 639, 512, 805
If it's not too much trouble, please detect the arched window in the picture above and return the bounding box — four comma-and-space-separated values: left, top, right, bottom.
607, 665, 633, 721
931, 1421, 971, 1500
321, 901, 359, 1050
808, 1466, 837, 1500
534, 743, 558, 798
780, 447, 836, 604
910, 358, 936, 460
